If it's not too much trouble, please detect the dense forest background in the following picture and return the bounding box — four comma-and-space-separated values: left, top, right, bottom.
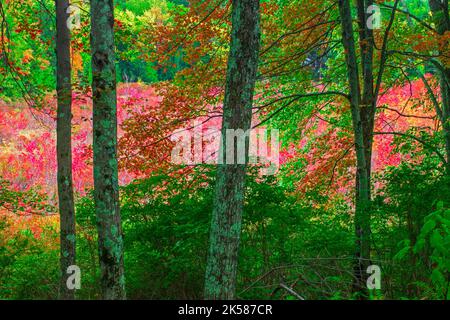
0, 0, 449, 300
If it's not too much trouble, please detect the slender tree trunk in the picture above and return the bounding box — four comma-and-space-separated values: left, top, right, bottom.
429, 0, 450, 171
55, 0, 76, 300
90, 0, 126, 300
440, 72, 450, 171
357, 0, 375, 182
204, 0, 261, 300
338, 0, 371, 297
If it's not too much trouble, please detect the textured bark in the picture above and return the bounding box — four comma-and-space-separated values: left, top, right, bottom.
204, 0, 261, 300
338, 0, 371, 296
55, 0, 76, 300
429, 0, 450, 171
357, 0, 375, 183
90, 0, 126, 300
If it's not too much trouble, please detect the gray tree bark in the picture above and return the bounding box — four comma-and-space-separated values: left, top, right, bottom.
90, 0, 126, 299
338, 0, 372, 297
55, 0, 76, 300
429, 0, 450, 171
204, 0, 261, 300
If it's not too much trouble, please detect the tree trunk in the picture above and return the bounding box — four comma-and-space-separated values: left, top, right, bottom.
440, 71, 450, 171
429, 0, 450, 171
90, 0, 126, 300
338, 0, 371, 297
357, 0, 375, 183
55, 0, 76, 300
204, 0, 261, 300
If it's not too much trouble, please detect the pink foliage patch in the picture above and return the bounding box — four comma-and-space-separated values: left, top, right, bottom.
0, 83, 161, 203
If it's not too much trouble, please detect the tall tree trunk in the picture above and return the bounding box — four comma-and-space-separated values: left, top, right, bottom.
357, 0, 375, 181
429, 0, 450, 171
90, 0, 126, 300
338, 0, 371, 297
204, 0, 261, 300
55, 0, 76, 300
439, 72, 450, 171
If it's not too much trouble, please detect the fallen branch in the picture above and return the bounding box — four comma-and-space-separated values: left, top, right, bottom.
279, 282, 305, 300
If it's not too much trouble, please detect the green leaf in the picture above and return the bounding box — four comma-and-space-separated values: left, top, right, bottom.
414, 238, 426, 253
420, 219, 436, 237
431, 269, 445, 286
430, 229, 445, 253
394, 246, 410, 261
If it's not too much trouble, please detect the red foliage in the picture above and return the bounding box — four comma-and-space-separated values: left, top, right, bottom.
286, 77, 438, 202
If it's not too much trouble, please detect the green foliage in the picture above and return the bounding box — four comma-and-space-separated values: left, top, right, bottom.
0, 0, 55, 102
414, 201, 450, 299
1, 168, 357, 299
372, 142, 450, 299
0, 219, 58, 299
